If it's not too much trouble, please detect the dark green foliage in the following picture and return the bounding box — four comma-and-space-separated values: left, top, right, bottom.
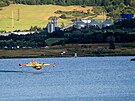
0, 0, 134, 7
30, 26, 42, 31
107, 36, 115, 49
0, 0, 10, 7
60, 14, 66, 19
45, 38, 65, 46
55, 10, 91, 19
0, 0, 134, 20
0, 19, 135, 48
114, 19, 135, 29
54, 10, 62, 14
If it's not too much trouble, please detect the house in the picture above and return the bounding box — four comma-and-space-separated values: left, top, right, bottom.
101, 19, 114, 28
73, 19, 93, 29
73, 20, 86, 29
88, 20, 101, 28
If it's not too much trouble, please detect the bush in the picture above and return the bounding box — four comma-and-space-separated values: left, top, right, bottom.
81, 5, 86, 8
45, 38, 65, 46
59, 14, 66, 19
55, 10, 62, 14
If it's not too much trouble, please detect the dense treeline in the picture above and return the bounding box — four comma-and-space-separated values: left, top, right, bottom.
0, 19, 135, 48
0, 0, 134, 19
0, 0, 10, 7
0, 0, 135, 6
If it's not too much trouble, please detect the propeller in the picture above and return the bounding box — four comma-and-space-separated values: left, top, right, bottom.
50, 63, 56, 67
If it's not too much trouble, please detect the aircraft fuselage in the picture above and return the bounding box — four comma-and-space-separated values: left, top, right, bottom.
33, 66, 42, 70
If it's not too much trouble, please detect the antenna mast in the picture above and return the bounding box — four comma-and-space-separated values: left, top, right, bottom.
12, 10, 14, 28
17, 7, 20, 21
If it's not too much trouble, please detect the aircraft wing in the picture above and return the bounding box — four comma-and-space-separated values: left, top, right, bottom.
19, 61, 40, 67
19, 63, 55, 67
42, 63, 56, 67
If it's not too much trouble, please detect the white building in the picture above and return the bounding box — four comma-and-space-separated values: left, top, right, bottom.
88, 20, 100, 28
0, 31, 36, 36
81, 19, 92, 27
74, 20, 86, 29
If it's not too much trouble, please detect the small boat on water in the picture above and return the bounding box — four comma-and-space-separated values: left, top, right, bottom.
74, 53, 77, 58
130, 58, 135, 61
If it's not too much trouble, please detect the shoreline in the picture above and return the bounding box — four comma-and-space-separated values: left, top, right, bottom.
0, 43, 135, 59
0, 54, 135, 59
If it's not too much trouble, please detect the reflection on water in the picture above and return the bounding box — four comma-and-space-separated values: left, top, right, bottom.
0, 56, 135, 101
0, 70, 53, 75
0, 70, 23, 73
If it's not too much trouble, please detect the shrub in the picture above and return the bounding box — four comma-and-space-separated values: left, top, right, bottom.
60, 14, 66, 19
55, 10, 62, 14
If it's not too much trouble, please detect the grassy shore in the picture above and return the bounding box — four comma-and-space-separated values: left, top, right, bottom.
0, 43, 135, 58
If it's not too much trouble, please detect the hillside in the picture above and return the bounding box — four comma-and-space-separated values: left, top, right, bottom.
0, 4, 101, 31
1, 0, 134, 6
0, 4, 134, 32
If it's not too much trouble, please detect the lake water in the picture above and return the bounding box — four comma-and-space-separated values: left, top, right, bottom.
0, 56, 135, 101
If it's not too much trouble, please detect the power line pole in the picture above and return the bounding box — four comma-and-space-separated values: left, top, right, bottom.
5, 16, 7, 28
12, 10, 14, 28
17, 7, 20, 21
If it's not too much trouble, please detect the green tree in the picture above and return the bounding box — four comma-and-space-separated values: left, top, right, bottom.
95, 0, 102, 6
124, 0, 132, 5
119, 2, 126, 9
107, 36, 115, 49
113, 0, 124, 5
60, 14, 66, 19
101, 0, 111, 6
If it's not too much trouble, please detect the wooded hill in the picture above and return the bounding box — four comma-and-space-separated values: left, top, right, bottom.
0, 0, 135, 6
0, 0, 134, 32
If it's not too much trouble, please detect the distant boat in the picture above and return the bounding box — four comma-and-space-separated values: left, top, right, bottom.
74, 53, 77, 58
130, 58, 135, 61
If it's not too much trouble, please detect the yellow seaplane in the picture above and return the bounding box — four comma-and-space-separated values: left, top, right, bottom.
19, 60, 55, 70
